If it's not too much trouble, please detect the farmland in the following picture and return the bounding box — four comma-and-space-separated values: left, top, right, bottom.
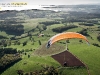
0, 5, 100, 75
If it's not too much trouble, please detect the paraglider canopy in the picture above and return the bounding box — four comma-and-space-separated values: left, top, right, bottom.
46, 32, 89, 48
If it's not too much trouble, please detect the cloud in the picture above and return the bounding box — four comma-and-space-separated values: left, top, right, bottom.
0, 0, 100, 5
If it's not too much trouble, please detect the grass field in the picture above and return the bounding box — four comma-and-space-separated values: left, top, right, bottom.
22, 18, 53, 33
1, 55, 60, 75
1, 17, 100, 75
69, 44, 100, 75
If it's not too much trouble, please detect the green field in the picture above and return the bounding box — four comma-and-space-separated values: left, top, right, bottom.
0, 9, 100, 75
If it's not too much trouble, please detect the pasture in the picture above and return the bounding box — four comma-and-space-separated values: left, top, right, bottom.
0, 9, 100, 75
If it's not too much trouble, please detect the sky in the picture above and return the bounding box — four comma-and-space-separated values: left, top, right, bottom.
0, 0, 100, 5
0, 0, 100, 11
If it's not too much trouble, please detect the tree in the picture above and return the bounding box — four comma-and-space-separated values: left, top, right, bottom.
38, 40, 41, 45
29, 36, 32, 40
23, 41, 27, 46
32, 38, 35, 42
3, 43, 7, 47
97, 35, 100, 42
7, 41, 11, 46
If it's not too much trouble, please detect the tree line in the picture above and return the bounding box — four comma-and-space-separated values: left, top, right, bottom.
0, 48, 22, 74
0, 25, 24, 35
39, 21, 60, 26
52, 25, 78, 33
78, 29, 89, 36
0, 20, 24, 35
0, 48, 17, 58
36, 24, 47, 33
0, 35, 8, 39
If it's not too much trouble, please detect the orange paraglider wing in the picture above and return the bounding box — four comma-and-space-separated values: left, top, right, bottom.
46, 32, 89, 48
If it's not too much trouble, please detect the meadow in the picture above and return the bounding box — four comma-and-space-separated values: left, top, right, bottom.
0, 8, 100, 75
